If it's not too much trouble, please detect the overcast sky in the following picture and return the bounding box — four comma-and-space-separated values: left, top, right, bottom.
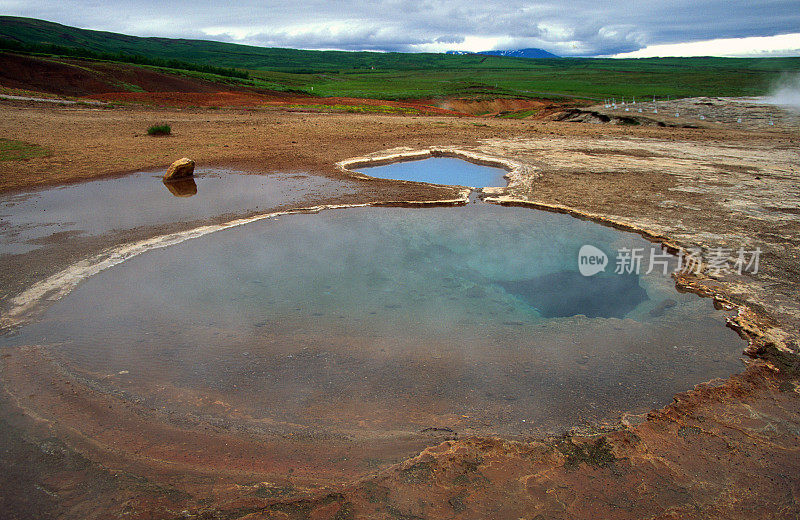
2, 0, 800, 57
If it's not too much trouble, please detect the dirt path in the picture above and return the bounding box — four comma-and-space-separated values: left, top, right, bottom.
0, 93, 109, 105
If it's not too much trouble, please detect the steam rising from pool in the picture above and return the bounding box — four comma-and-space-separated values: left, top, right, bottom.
765, 73, 800, 111
1, 203, 745, 437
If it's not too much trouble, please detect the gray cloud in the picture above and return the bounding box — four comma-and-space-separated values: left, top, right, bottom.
1, 0, 799, 56
435, 35, 465, 44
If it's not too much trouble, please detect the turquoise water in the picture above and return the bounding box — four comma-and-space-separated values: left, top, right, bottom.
357, 157, 507, 187
1, 203, 744, 437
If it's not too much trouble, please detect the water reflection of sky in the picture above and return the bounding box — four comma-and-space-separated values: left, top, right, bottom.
358, 157, 507, 187
0, 169, 358, 255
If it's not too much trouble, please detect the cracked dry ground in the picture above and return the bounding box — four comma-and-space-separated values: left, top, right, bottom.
0, 102, 799, 519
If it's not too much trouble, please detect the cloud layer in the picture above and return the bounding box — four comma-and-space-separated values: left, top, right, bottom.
3, 0, 800, 56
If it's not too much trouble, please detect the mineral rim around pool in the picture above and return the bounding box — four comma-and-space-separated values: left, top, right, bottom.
1, 203, 746, 447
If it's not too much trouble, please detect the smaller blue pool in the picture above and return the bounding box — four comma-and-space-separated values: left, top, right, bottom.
358, 157, 507, 188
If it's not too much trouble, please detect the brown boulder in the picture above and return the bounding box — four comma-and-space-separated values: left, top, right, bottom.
163, 158, 195, 181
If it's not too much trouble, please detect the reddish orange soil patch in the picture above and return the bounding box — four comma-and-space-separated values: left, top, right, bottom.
427, 97, 548, 115
1, 346, 440, 487
89, 90, 469, 115
6, 344, 797, 519
412, 97, 588, 117
89, 90, 293, 106
0, 52, 239, 97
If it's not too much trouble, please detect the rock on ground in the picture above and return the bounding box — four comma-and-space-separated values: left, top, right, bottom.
163, 157, 195, 181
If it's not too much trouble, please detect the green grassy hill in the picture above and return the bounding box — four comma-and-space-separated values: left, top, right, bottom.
0, 16, 510, 72
2, 15, 799, 100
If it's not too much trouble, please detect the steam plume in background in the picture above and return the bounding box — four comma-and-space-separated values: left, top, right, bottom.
765, 73, 800, 111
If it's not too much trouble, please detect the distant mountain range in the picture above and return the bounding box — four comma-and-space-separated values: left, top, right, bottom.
447, 48, 560, 59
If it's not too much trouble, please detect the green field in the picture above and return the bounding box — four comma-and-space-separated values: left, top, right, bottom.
0, 139, 49, 161
247, 56, 800, 100
2, 15, 800, 100
287, 60, 800, 100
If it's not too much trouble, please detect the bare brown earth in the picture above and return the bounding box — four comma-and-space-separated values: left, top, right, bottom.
0, 52, 246, 97
0, 96, 799, 519
415, 97, 575, 117
88, 91, 471, 116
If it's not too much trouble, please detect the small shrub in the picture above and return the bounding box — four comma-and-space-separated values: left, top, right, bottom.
0, 139, 49, 161
147, 124, 171, 136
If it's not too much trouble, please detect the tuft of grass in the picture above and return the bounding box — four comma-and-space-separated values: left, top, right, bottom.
118, 81, 145, 93
0, 139, 49, 161
558, 437, 616, 469
497, 108, 540, 119
147, 124, 171, 136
